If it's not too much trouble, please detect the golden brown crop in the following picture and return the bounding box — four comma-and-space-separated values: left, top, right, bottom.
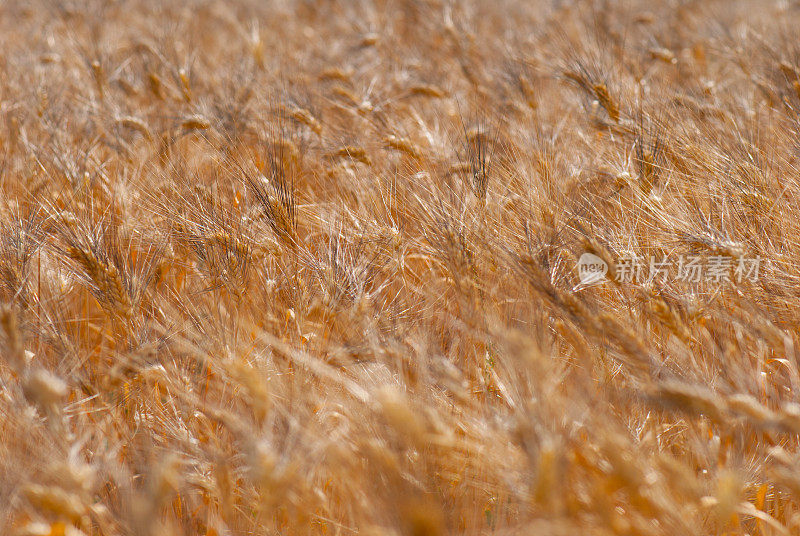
1, 1, 799, 535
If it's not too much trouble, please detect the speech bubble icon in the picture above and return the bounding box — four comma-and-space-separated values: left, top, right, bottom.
577, 252, 608, 286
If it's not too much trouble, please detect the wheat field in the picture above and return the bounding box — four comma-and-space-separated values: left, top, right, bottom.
2, 0, 800, 534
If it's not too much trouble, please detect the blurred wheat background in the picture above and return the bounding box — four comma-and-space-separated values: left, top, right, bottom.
2, 0, 800, 534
